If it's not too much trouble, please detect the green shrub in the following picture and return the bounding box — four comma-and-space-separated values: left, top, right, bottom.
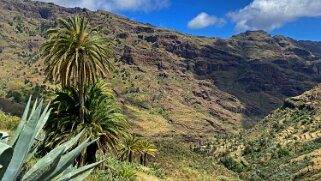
243, 145, 252, 155
0, 98, 25, 116
0, 111, 19, 130
220, 155, 244, 173
302, 143, 319, 152
148, 165, 166, 179
89, 157, 138, 181
149, 107, 170, 121
277, 147, 290, 158
6, 90, 23, 103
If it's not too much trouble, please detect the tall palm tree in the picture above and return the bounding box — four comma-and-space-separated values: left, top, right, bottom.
119, 135, 140, 163
40, 16, 113, 123
44, 81, 128, 165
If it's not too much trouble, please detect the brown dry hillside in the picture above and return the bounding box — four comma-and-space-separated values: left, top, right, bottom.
207, 84, 321, 180
2, 0, 321, 135
0, 0, 245, 137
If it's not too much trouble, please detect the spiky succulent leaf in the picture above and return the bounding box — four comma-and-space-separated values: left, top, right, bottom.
0, 142, 13, 178
34, 103, 51, 139
0, 132, 9, 144
10, 97, 32, 147
0, 98, 100, 181
22, 146, 65, 181
3, 100, 50, 181
57, 160, 103, 181
59, 130, 84, 153
46, 138, 93, 180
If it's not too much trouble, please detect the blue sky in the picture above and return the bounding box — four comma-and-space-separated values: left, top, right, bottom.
37, 0, 321, 41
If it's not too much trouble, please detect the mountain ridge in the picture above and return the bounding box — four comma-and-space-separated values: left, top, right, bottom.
2, 0, 321, 130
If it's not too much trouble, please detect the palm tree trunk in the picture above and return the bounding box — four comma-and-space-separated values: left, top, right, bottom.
79, 84, 84, 123
140, 154, 143, 165
79, 59, 85, 124
144, 154, 147, 166
85, 141, 98, 164
129, 151, 133, 162
77, 154, 85, 167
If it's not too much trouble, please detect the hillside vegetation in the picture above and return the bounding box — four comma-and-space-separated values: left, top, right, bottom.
193, 85, 321, 180
2, 0, 321, 180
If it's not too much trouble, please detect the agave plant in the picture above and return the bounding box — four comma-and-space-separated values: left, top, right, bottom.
44, 81, 128, 165
0, 98, 102, 181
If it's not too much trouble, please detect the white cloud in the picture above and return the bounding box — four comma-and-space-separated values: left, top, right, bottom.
229, 0, 321, 32
37, 0, 170, 12
188, 12, 225, 29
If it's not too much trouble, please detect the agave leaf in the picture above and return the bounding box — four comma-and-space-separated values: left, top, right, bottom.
0, 132, 9, 144
57, 160, 103, 181
10, 97, 32, 146
25, 130, 46, 163
30, 99, 39, 116
59, 130, 84, 153
3, 100, 46, 181
46, 138, 91, 181
59, 165, 77, 177
69, 167, 97, 181
34, 103, 51, 139
63, 168, 96, 181
24, 131, 84, 181
0, 142, 13, 178
22, 146, 65, 181
25, 146, 37, 164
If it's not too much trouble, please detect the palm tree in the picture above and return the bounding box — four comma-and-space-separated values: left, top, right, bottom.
119, 135, 140, 163
138, 140, 157, 166
40, 16, 113, 123
44, 81, 128, 165
119, 136, 157, 165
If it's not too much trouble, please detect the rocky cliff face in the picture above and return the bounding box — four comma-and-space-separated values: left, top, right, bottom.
1, 0, 321, 134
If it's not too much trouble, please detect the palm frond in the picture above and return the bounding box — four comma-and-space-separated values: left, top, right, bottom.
39, 16, 113, 88
44, 82, 128, 158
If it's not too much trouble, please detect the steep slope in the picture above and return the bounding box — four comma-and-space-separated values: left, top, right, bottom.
202, 31, 321, 124
0, 0, 244, 136
2, 0, 321, 132
200, 85, 321, 180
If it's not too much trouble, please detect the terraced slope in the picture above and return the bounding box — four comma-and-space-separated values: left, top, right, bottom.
196, 85, 321, 180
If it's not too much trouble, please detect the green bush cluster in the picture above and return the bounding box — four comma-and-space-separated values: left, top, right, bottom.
0, 111, 19, 130
88, 157, 166, 181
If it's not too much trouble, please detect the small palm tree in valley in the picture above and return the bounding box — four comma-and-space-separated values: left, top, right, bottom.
139, 140, 157, 166
40, 16, 113, 123
119, 135, 141, 163
119, 135, 157, 165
